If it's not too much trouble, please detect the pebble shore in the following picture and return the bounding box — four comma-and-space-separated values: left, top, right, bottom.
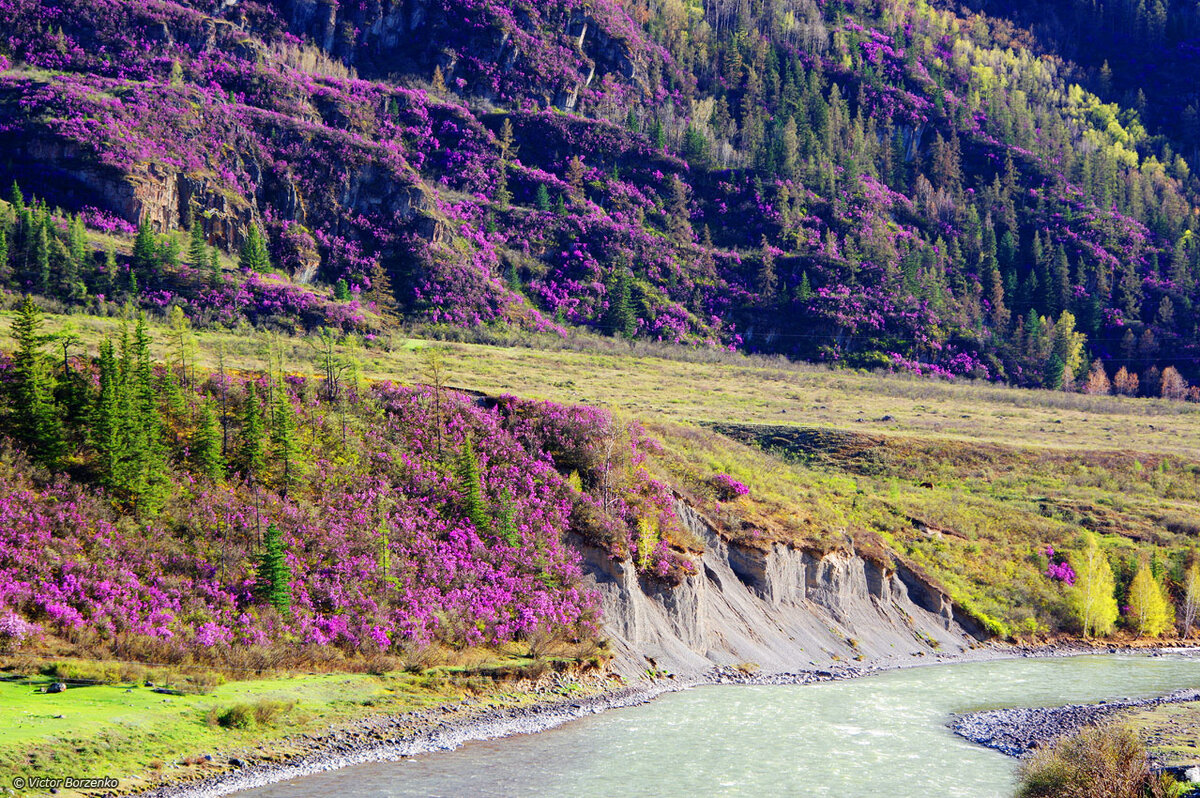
951, 688, 1200, 758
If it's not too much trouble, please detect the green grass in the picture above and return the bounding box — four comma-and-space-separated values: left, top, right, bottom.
0, 665, 500, 796
1121, 700, 1200, 769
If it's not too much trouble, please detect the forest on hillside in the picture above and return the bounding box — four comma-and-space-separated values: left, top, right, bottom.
0, 0, 1198, 391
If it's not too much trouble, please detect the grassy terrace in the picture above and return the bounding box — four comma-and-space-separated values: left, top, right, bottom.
5, 310, 1200, 459
0, 650, 562, 796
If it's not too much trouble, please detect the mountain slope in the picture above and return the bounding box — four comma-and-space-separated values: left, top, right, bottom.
0, 0, 1199, 390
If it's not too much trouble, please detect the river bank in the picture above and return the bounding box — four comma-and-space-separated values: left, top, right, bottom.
131, 641, 1200, 798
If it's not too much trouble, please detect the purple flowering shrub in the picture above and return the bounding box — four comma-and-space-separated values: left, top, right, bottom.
1042, 546, 1077, 586
711, 474, 750, 502
496, 396, 696, 582
0, 364, 616, 659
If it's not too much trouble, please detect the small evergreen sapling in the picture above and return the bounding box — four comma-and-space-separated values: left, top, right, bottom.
256, 523, 292, 614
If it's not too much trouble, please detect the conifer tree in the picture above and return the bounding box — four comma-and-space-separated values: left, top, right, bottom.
91, 339, 121, 483
1070, 532, 1119, 637
0, 226, 8, 283
1128, 559, 1174, 637
606, 266, 636, 338
8, 296, 64, 467
239, 382, 266, 478
456, 434, 490, 534
193, 400, 225, 482
256, 523, 291, 614
757, 235, 777, 297
187, 220, 207, 269
131, 218, 157, 282
238, 223, 271, 273
270, 385, 299, 494
126, 316, 168, 515
1183, 558, 1200, 639
535, 184, 551, 212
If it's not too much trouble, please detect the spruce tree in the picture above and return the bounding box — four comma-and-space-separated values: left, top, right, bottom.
535, 184, 551, 212
91, 339, 122, 483
0, 226, 9, 284
239, 223, 271, 273
606, 267, 636, 338
8, 296, 65, 467
187, 220, 207, 269
131, 218, 157, 282
256, 523, 292, 614
239, 382, 266, 478
456, 434, 490, 534
270, 385, 299, 494
194, 400, 225, 481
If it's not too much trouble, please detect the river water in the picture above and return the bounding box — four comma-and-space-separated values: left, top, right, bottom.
244, 653, 1200, 798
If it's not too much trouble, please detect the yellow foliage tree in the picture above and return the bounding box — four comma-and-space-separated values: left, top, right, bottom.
1069, 533, 1118, 637
1127, 560, 1174, 638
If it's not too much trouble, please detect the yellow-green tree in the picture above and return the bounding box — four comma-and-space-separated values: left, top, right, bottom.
1127, 560, 1174, 638
1070, 533, 1118, 637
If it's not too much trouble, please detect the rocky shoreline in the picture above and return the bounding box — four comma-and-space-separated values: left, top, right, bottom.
951, 688, 1200, 758
134, 642, 1196, 798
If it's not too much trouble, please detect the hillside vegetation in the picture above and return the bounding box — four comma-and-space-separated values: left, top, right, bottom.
0, 0, 1199, 389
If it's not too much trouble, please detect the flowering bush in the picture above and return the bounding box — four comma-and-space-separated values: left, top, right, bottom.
1043, 546, 1076, 586
711, 474, 750, 501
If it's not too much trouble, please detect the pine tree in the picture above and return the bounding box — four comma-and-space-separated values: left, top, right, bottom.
8, 296, 64, 467
256, 523, 292, 614
456, 434, 490, 534
1070, 532, 1119, 637
239, 382, 266, 478
535, 184, 551, 212
334, 278, 351, 301
1128, 559, 1174, 637
238, 223, 271, 273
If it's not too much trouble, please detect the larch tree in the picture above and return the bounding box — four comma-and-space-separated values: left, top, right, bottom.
1127, 559, 1174, 638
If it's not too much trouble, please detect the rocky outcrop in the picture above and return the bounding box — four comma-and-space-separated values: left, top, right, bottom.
579, 500, 985, 678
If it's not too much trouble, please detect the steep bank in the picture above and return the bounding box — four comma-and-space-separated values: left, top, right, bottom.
580, 499, 986, 678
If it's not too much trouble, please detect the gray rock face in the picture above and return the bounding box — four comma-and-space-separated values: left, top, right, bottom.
579, 500, 985, 678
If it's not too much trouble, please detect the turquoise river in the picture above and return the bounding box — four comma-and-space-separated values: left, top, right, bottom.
242, 653, 1200, 797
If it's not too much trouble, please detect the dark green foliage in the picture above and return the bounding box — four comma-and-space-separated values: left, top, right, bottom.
270, 385, 300, 493
456, 434, 490, 534
8, 296, 65, 467
606, 266, 636, 338
238, 223, 271, 274
535, 184, 551, 212
194, 401, 224, 481
239, 382, 266, 478
493, 489, 520, 548
131, 218, 157, 283
334, 278, 351, 301
255, 523, 291, 613
187, 221, 207, 269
